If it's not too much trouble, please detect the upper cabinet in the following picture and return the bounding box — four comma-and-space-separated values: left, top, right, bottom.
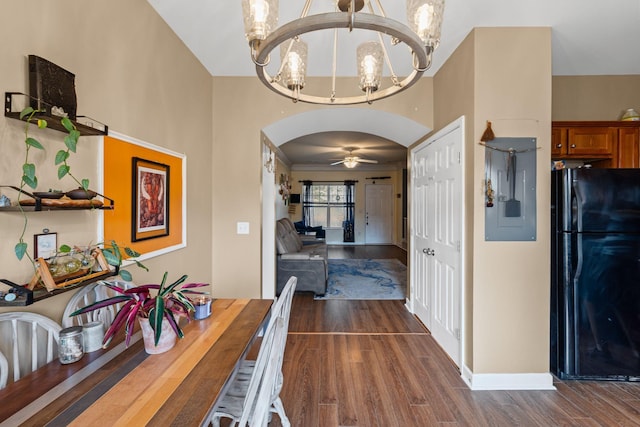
617, 126, 640, 168
552, 121, 640, 168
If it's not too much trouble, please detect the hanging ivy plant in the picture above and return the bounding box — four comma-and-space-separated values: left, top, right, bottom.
14, 107, 91, 262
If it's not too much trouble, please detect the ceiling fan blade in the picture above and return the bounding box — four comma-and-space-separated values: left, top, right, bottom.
330, 160, 346, 165
357, 158, 378, 164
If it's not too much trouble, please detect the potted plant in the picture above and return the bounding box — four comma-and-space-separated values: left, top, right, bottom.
71, 272, 208, 354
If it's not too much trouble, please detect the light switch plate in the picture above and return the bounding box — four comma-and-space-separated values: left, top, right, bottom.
237, 222, 250, 235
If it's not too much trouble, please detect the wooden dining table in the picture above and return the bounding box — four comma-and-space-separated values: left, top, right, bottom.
0, 298, 272, 427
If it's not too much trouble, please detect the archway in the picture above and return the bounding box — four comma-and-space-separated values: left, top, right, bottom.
261, 108, 431, 298
263, 108, 431, 149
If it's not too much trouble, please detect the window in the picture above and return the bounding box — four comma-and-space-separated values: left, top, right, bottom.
303, 184, 352, 228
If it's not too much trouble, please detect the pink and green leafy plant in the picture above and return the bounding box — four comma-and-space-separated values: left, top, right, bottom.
71, 272, 208, 348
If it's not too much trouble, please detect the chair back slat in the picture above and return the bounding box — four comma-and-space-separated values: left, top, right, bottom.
0, 313, 61, 387
0, 350, 8, 389
11, 319, 20, 383
62, 280, 135, 327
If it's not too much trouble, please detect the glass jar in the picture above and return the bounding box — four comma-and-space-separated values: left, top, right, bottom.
59, 326, 84, 364
193, 295, 212, 320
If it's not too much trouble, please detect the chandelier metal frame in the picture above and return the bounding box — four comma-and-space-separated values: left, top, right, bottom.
243, 0, 443, 105
254, 12, 428, 105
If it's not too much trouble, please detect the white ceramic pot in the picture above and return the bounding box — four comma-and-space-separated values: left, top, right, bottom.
139, 317, 177, 354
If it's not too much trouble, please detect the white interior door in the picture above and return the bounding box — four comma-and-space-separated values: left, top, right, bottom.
365, 184, 393, 244
411, 117, 464, 367
411, 149, 435, 329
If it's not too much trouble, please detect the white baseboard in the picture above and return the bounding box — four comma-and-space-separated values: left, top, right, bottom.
461, 365, 556, 390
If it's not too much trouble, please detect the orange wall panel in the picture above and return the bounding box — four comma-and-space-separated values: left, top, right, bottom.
103, 136, 183, 256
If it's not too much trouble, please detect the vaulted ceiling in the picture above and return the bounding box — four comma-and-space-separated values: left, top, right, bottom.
148, 0, 640, 168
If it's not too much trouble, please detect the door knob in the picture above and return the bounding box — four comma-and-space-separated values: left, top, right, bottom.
422, 248, 428, 254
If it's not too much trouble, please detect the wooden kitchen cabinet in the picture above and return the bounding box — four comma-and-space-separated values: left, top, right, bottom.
617, 127, 640, 168
552, 121, 640, 168
551, 127, 567, 157
566, 127, 614, 156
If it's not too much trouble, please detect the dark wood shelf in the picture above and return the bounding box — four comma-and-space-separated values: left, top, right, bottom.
0, 186, 114, 211
4, 92, 108, 136
0, 270, 116, 306
0, 206, 113, 212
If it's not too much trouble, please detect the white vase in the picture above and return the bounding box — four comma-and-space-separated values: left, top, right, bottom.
139, 317, 177, 354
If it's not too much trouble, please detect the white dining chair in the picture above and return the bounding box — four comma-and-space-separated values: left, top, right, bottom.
211, 315, 286, 426
62, 279, 135, 327
0, 349, 8, 389
210, 276, 297, 427
0, 312, 61, 384
262, 276, 296, 426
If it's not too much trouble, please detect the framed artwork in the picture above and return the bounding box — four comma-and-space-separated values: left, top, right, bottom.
132, 157, 170, 241
34, 232, 57, 259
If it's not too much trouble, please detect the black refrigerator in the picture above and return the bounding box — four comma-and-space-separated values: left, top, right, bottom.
551, 168, 640, 381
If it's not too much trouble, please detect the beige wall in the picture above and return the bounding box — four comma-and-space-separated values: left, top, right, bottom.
211, 77, 433, 298
433, 28, 552, 375
0, 0, 212, 323
473, 28, 552, 374
553, 75, 640, 120
432, 30, 476, 369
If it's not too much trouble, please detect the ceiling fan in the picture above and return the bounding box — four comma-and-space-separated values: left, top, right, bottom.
330, 148, 378, 168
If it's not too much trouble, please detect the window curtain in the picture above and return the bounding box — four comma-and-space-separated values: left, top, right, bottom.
301, 180, 313, 227
343, 180, 355, 242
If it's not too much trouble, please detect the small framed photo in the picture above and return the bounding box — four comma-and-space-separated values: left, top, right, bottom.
34, 232, 57, 259
132, 157, 170, 242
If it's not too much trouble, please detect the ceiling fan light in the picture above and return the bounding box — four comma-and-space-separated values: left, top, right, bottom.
281, 39, 307, 91
357, 41, 383, 93
344, 158, 359, 168
407, 0, 445, 50
242, 0, 278, 43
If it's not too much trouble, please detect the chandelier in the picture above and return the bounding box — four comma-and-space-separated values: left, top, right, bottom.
241, 0, 445, 105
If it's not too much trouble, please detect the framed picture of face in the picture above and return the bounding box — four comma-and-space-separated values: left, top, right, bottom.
132, 157, 170, 241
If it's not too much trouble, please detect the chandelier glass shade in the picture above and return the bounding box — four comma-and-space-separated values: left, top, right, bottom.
357, 41, 383, 96
241, 0, 445, 105
280, 38, 308, 96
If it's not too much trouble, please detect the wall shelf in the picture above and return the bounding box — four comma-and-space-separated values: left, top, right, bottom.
0, 248, 117, 306
0, 186, 114, 211
0, 270, 116, 307
4, 92, 108, 136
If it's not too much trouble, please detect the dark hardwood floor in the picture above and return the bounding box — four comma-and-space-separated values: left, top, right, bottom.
265, 245, 640, 427
327, 244, 407, 265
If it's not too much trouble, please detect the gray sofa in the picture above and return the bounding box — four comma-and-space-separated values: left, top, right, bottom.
275, 218, 327, 296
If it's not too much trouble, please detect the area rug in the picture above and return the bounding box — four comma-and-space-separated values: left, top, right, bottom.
316, 259, 407, 300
